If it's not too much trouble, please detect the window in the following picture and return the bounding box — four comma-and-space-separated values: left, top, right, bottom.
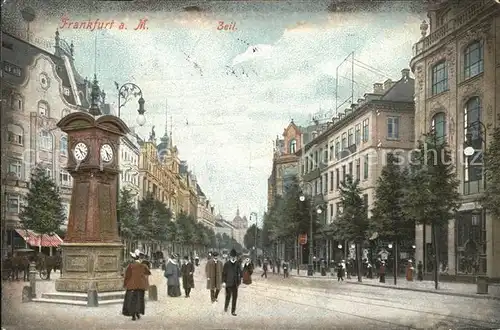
342, 165, 346, 183
363, 154, 369, 179
355, 159, 360, 181
387, 117, 400, 139
63, 87, 71, 96
329, 144, 334, 160
38, 101, 49, 117
8, 159, 22, 179
61, 109, 70, 118
330, 203, 334, 220
7, 124, 23, 145
7, 194, 20, 213
363, 194, 369, 215
329, 171, 334, 191
289, 139, 297, 154
431, 112, 446, 144
336, 203, 342, 217
355, 124, 361, 145
315, 180, 318, 195
60, 136, 68, 155
45, 167, 52, 178
348, 128, 354, 146
323, 148, 328, 163
464, 41, 483, 80
348, 162, 353, 176
464, 97, 482, 184
12, 93, 23, 111
335, 169, 339, 189
341, 133, 347, 150
324, 174, 328, 194
362, 119, 369, 142
2, 61, 21, 77
410, 117, 415, 141
59, 170, 72, 186
39, 130, 52, 150
431, 61, 448, 95
335, 138, 340, 158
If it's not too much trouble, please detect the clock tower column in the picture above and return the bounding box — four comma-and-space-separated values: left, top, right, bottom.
55, 111, 129, 293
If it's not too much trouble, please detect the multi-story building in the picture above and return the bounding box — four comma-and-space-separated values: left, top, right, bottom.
267, 121, 325, 210
231, 208, 248, 247
410, 0, 500, 279
197, 184, 215, 228
214, 214, 235, 245
1, 29, 100, 254
179, 160, 198, 218
119, 131, 141, 207
300, 69, 415, 263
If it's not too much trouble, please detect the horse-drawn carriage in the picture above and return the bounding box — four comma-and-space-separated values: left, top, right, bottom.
2, 248, 62, 281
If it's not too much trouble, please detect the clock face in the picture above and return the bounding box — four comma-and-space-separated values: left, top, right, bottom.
100, 144, 113, 163
73, 142, 88, 161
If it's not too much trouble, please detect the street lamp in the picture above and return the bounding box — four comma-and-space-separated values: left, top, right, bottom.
250, 211, 258, 262
115, 82, 146, 239
299, 181, 322, 276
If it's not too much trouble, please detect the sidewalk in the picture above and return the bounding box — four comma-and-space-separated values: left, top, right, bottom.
286, 270, 500, 300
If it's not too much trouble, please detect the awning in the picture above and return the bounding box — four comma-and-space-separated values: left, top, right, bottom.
14, 229, 63, 247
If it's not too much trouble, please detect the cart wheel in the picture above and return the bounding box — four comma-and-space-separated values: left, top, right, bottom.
39, 269, 49, 280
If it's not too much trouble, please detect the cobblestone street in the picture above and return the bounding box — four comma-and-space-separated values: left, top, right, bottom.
2, 261, 500, 330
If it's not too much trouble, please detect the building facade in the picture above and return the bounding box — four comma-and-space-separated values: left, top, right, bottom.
214, 214, 235, 243
1, 29, 99, 254
119, 131, 141, 207
300, 69, 416, 263
231, 208, 248, 246
197, 184, 215, 228
410, 0, 500, 279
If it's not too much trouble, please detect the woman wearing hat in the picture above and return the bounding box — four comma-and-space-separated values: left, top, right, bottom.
164, 253, 181, 297
122, 249, 151, 321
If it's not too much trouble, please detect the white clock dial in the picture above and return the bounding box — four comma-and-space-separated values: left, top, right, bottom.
100, 144, 113, 163
73, 142, 88, 161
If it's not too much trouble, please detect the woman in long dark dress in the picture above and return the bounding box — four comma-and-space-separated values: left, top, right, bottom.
122, 250, 151, 321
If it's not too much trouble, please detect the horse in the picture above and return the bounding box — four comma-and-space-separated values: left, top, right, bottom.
36, 254, 62, 280
3, 255, 31, 281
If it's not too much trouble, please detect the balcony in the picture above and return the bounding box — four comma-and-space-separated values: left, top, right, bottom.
412, 0, 493, 57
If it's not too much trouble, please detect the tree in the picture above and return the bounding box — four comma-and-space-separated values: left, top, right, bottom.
335, 175, 369, 282
481, 125, 500, 219
371, 153, 414, 284
118, 189, 139, 255
405, 134, 460, 289
243, 224, 262, 250
20, 166, 66, 248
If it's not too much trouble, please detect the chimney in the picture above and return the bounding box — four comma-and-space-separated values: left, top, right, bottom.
373, 83, 383, 94
383, 79, 394, 91
401, 68, 410, 80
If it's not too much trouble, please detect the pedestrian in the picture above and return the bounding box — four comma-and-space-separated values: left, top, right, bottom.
164, 253, 181, 297
122, 249, 151, 321
242, 257, 253, 285
406, 260, 414, 281
222, 249, 242, 316
282, 260, 289, 278
417, 261, 423, 281
261, 259, 268, 278
206, 251, 223, 303
337, 260, 345, 281
181, 255, 195, 298
195, 256, 200, 267
367, 262, 373, 279
277, 258, 281, 274
379, 261, 386, 283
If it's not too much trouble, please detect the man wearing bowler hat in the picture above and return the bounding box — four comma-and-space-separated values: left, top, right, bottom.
206, 251, 223, 302
222, 249, 242, 316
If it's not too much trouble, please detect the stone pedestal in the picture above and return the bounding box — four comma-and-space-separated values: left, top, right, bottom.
55, 242, 123, 293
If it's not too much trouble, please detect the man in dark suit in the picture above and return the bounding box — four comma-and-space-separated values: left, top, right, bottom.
222, 249, 242, 316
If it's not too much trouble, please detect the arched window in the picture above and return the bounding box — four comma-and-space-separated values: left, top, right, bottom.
431, 112, 446, 143
464, 97, 482, 189
61, 109, 70, 118
38, 101, 49, 117
60, 136, 68, 155
7, 124, 24, 145
464, 41, 483, 80
39, 130, 53, 150
289, 139, 297, 154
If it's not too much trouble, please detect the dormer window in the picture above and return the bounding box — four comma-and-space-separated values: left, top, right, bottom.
289, 139, 297, 154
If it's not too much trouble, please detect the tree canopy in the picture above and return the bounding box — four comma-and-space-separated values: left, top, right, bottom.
335, 175, 369, 242
20, 166, 66, 238
243, 224, 261, 250
481, 125, 500, 218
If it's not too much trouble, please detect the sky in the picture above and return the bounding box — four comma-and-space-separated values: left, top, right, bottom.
3, 1, 425, 224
